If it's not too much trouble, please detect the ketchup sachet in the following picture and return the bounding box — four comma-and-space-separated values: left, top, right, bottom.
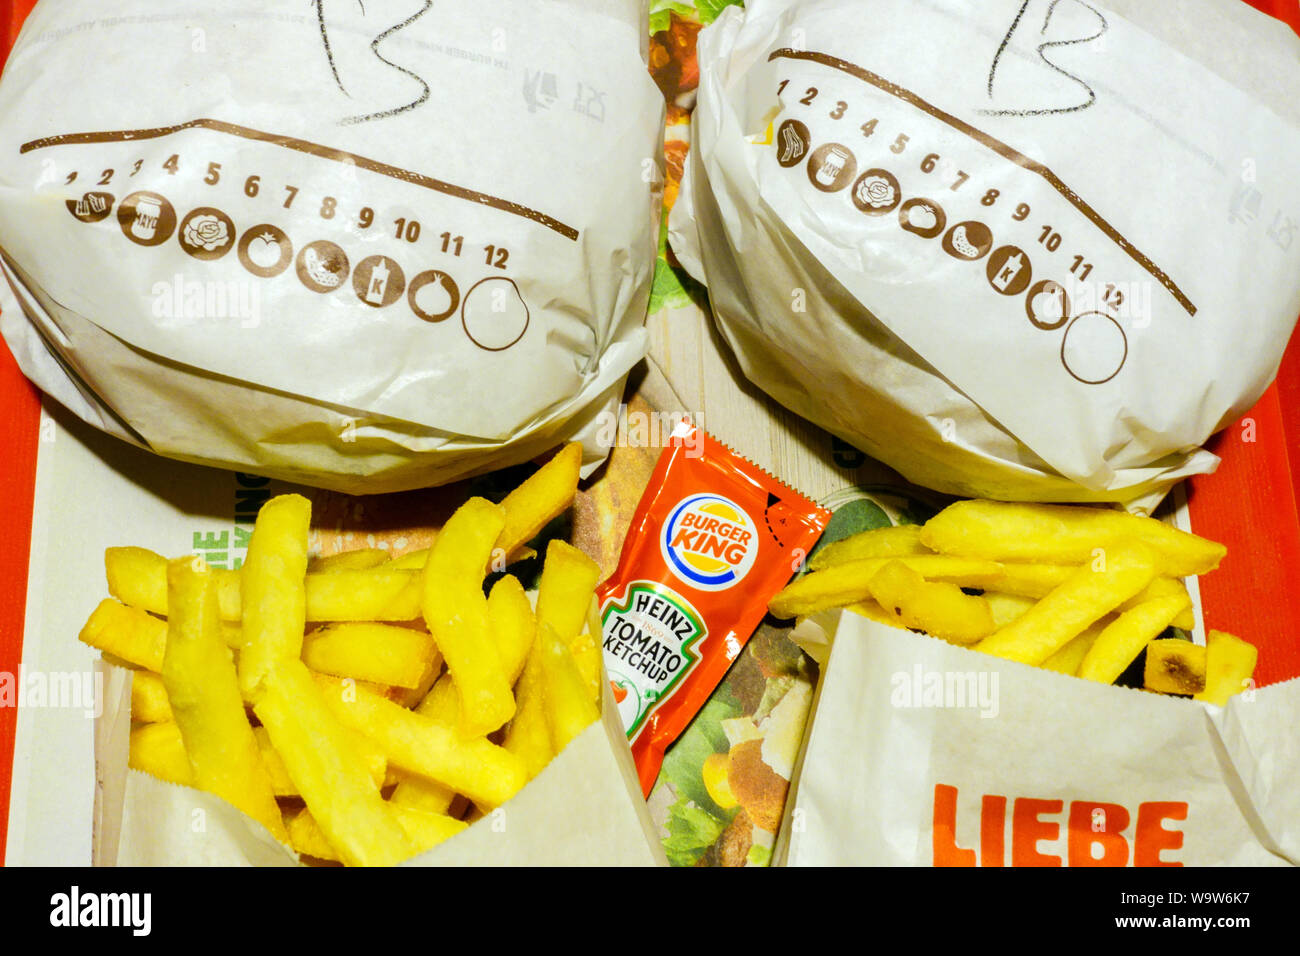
597, 423, 830, 796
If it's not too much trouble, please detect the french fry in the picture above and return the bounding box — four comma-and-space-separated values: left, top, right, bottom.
254, 726, 298, 797
503, 642, 554, 779
128, 722, 193, 787
239, 494, 311, 699
314, 675, 527, 810
769, 555, 1005, 619
534, 540, 604, 704
982, 563, 1075, 599
536, 540, 602, 642
1119, 576, 1196, 631
107, 547, 241, 620
536, 623, 601, 754
288, 805, 468, 863
162, 557, 287, 842
393, 804, 470, 853
1195, 630, 1259, 706
414, 672, 460, 724
305, 569, 422, 621
975, 541, 1157, 666
385, 547, 432, 570
1144, 639, 1207, 695
1077, 592, 1192, 685
422, 497, 515, 737
389, 674, 460, 814
1039, 620, 1109, 676
807, 524, 928, 571
106, 547, 421, 622
846, 600, 907, 629
486, 575, 536, 686
568, 630, 604, 708
983, 592, 1038, 629
866, 560, 994, 645
301, 622, 440, 689
80, 599, 167, 672
253, 725, 387, 797
495, 442, 583, 560
920, 500, 1226, 577
131, 670, 173, 723
386, 655, 442, 710
254, 661, 416, 867
310, 548, 390, 572
285, 807, 341, 862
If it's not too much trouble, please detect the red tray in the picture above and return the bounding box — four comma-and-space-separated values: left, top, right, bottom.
0, 0, 1297, 862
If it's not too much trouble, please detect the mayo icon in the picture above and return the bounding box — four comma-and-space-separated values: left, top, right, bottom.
131, 198, 161, 241
815, 146, 849, 187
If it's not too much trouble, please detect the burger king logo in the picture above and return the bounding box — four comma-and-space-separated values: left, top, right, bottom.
660, 494, 758, 591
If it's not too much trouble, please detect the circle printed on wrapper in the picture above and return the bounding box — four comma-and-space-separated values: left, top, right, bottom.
1061, 311, 1127, 384
408, 270, 460, 322
117, 191, 176, 246
807, 143, 857, 192
352, 255, 406, 308
67, 191, 115, 224
238, 225, 293, 278
659, 493, 759, 592
178, 207, 236, 261
899, 198, 946, 239
851, 169, 901, 216
942, 220, 992, 261
1026, 280, 1070, 330
461, 277, 529, 351
775, 119, 811, 168
296, 240, 350, 294
985, 245, 1032, 296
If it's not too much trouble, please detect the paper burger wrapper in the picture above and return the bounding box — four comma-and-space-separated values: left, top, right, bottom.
670, 0, 1300, 510
775, 611, 1298, 867
0, 0, 663, 493
95, 669, 665, 867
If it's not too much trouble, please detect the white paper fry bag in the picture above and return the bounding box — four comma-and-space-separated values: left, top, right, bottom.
96, 669, 665, 867
670, 0, 1300, 510
775, 612, 1297, 867
11, 396, 665, 867
0, 0, 664, 493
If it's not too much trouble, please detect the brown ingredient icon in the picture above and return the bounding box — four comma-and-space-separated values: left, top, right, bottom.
178, 207, 236, 261
851, 168, 901, 216
67, 191, 114, 224
117, 191, 176, 247
775, 119, 811, 168
898, 198, 946, 239
408, 270, 460, 322
985, 245, 1032, 296
807, 142, 857, 193
352, 255, 406, 308
296, 240, 350, 294
237, 225, 293, 278
941, 220, 993, 261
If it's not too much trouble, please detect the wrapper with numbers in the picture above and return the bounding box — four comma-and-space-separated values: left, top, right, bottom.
0, 0, 664, 493
670, 0, 1300, 511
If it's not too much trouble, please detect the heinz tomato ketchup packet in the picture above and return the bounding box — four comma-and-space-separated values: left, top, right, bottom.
597, 423, 829, 796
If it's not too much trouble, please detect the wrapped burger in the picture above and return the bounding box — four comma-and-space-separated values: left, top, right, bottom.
670, 0, 1300, 511
0, 0, 664, 493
